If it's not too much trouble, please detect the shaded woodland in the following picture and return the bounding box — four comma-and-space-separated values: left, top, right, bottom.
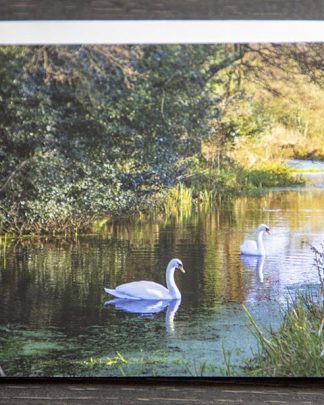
0, 44, 323, 234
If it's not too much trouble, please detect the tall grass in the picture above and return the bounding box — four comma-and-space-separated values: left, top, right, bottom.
244, 295, 324, 376
191, 162, 303, 195
156, 161, 304, 220
244, 245, 324, 377
238, 162, 305, 189
162, 183, 194, 217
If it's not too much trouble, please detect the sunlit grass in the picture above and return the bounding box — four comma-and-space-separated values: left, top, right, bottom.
243, 245, 324, 377
238, 162, 305, 189
156, 161, 304, 220
243, 293, 324, 377
162, 183, 194, 217
243, 68, 324, 162
293, 168, 324, 173
78, 352, 128, 375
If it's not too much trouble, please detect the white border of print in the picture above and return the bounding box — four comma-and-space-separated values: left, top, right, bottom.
0, 20, 323, 44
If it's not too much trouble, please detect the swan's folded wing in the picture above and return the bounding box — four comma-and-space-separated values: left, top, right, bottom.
240, 240, 258, 255
116, 281, 171, 300
104, 288, 136, 299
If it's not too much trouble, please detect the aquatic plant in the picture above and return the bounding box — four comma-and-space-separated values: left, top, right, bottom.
310, 244, 324, 287
243, 245, 324, 377
243, 293, 324, 376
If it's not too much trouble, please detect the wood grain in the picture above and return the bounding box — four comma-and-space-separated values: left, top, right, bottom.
1, 382, 324, 404
0, 0, 323, 20
1, 0, 324, 402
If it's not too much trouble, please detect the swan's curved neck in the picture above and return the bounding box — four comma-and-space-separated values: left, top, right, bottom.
256, 230, 265, 254
166, 264, 181, 299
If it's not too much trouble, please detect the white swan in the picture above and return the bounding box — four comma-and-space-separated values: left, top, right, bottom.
104, 258, 185, 300
240, 224, 271, 256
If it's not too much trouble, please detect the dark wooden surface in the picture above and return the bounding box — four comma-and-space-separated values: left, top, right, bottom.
1, 381, 324, 404
1, 0, 324, 20
1, 0, 324, 402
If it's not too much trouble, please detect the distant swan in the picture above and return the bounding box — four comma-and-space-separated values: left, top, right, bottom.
104, 258, 185, 300
240, 224, 271, 256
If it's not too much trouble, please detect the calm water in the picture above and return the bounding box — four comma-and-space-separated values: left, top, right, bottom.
0, 160, 324, 377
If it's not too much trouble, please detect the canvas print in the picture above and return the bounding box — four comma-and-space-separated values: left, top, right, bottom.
0, 42, 323, 378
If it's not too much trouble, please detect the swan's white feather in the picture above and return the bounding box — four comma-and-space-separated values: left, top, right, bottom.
108, 281, 172, 300
103, 287, 138, 299
240, 240, 259, 256
240, 224, 270, 256
104, 258, 183, 300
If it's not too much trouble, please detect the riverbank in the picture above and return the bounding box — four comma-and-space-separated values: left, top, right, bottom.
160, 161, 304, 217
244, 291, 324, 376
243, 244, 324, 377
0, 161, 304, 236
2, 45, 323, 237
1, 162, 323, 378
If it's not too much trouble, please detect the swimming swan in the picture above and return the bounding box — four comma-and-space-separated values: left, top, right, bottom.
104, 258, 185, 300
240, 224, 271, 256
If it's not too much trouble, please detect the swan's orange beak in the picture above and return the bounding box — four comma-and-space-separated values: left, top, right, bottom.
266, 229, 271, 235
178, 265, 186, 273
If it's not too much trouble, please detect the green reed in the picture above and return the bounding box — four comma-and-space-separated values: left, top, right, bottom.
243, 245, 324, 377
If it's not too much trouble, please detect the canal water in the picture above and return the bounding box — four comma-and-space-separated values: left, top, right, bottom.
0, 160, 323, 376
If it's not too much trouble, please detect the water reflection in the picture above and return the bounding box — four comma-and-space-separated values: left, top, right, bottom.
241, 255, 265, 284
104, 298, 181, 334
288, 159, 324, 188
1, 187, 324, 327
1, 161, 324, 376
104, 298, 170, 314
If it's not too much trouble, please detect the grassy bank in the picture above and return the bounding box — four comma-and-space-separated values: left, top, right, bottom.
1, 44, 322, 236
0, 161, 304, 236
244, 293, 324, 376
160, 161, 304, 218
243, 245, 324, 377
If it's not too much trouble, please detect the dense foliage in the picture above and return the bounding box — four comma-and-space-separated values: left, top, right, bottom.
0, 45, 223, 233
0, 44, 323, 234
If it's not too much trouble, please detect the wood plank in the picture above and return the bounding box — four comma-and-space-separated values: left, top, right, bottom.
0, 0, 323, 20
0, 0, 323, 402
1, 383, 324, 404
